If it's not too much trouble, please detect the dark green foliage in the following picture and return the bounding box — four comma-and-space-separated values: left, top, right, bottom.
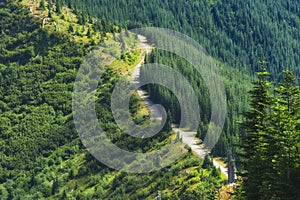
94, 68, 172, 153
142, 50, 250, 158
52, 177, 59, 195
102, 154, 222, 199
55, 0, 62, 14
60, 0, 300, 78
68, 24, 74, 33
263, 70, 300, 199
3, 0, 299, 199
238, 65, 273, 199
202, 155, 213, 169
39, 0, 45, 10
0, 1, 223, 199
0, 0, 85, 198
162, 110, 172, 132
141, 50, 210, 129
212, 167, 221, 178
86, 27, 91, 37
60, 190, 67, 200
238, 69, 300, 199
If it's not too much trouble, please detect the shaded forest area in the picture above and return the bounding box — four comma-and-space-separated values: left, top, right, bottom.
61, 0, 300, 79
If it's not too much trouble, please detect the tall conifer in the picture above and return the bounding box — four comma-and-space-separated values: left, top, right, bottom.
239, 65, 273, 199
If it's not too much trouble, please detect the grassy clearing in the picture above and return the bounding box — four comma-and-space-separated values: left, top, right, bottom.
21, 0, 103, 44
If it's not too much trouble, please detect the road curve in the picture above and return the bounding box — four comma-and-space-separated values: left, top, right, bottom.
132, 35, 229, 179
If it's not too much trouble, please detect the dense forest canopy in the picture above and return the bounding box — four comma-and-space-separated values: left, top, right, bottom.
61, 0, 300, 79
0, 0, 225, 199
0, 0, 299, 199
59, 1, 300, 198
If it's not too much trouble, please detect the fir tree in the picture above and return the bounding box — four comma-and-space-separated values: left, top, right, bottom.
239, 64, 273, 199
239, 68, 300, 199
266, 70, 300, 199
202, 155, 213, 169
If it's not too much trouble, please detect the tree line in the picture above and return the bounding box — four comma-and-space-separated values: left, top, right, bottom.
60, 0, 300, 78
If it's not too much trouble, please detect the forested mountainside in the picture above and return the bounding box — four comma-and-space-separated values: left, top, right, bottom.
0, 1, 225, 199
62, 0, 300, 78
58, 0, 300, 199
57, 0, 300, 159
0, 0, 299, 199
141, 50, 251, 157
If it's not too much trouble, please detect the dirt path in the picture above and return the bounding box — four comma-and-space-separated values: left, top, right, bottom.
132, 35, 229, 179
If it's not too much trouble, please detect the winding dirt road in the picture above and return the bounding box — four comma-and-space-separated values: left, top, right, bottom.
132, 35, 229, 179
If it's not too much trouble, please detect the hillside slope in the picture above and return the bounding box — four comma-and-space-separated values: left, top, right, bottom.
60, 0, 300, 78
0, 1, 226, 199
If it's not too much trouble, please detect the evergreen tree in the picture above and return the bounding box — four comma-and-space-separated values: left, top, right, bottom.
265, 70, 300, 199
239, 65, 273, 199
239, 69, 300, 199
202, 155, 213, 169
68, 24, 74, 33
